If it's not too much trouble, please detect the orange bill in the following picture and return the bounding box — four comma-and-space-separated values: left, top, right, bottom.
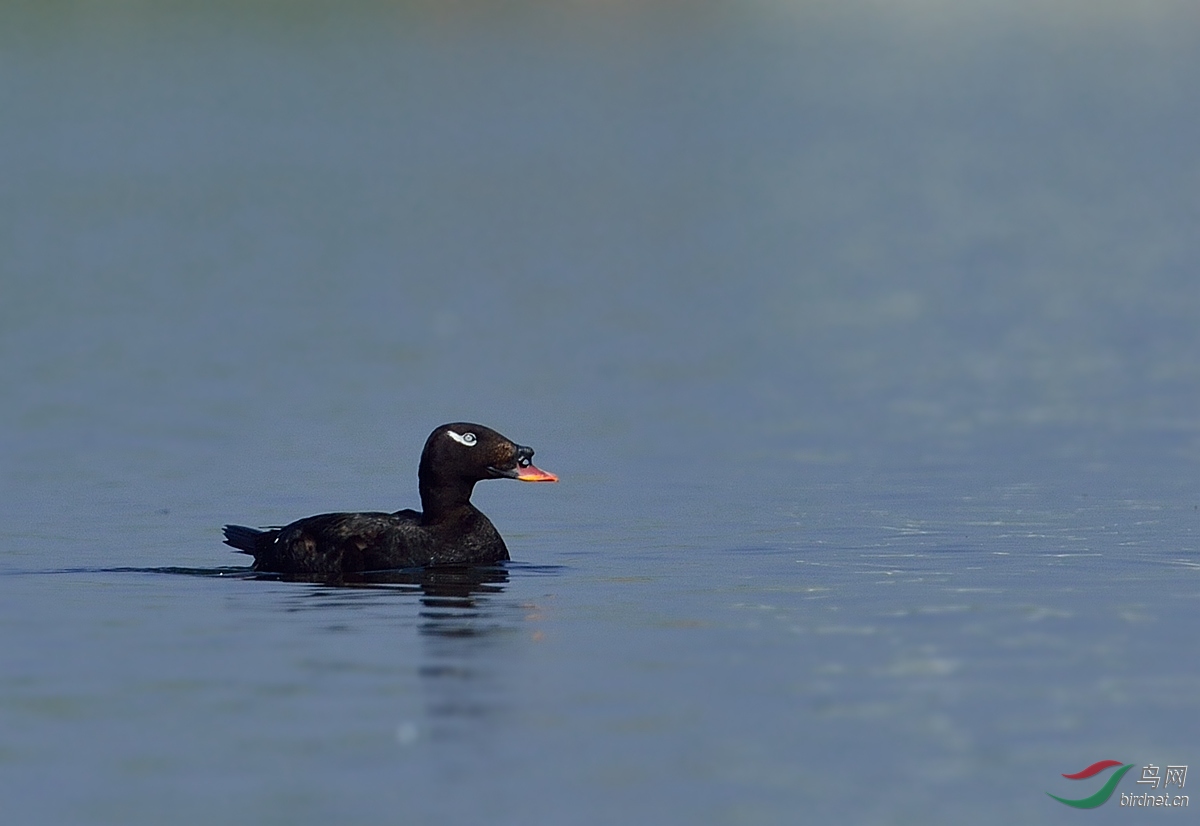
516, 464, 558, 482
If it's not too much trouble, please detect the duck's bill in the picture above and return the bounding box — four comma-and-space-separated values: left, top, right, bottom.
516, 464, 558, 482
490, 464, 559, 482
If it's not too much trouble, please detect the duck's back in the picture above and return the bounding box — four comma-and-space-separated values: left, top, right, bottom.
227, 506, 508, 575
263, 511, 430, 574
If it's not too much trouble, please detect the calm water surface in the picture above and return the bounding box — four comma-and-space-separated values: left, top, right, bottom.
2, 3, 1199, 823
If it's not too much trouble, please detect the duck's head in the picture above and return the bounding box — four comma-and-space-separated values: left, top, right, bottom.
420, 423, 558, 486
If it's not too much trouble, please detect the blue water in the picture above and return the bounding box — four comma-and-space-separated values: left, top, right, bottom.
2, 3, 1199, 823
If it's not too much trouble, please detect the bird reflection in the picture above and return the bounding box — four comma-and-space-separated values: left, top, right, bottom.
244, 563, 558, 731
257, 565, 511, 637
404, 566, 510, 640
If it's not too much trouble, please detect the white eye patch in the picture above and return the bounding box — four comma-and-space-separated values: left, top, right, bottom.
446, 430, 477, 446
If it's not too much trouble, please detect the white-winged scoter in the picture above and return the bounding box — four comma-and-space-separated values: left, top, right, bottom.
223, 422, 557, 575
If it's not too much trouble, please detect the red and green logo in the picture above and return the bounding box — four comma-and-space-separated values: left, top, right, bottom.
1047, 760, 1134, 808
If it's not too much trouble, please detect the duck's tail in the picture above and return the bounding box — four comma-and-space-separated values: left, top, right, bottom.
223, 524, 272, 555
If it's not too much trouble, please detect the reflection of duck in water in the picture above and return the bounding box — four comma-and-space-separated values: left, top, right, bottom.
223, 423, 557, 576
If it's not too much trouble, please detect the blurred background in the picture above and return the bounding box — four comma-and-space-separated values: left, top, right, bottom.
2, 1, 1198, 823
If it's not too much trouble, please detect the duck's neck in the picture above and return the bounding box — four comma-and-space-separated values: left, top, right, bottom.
418, 469, 478, 524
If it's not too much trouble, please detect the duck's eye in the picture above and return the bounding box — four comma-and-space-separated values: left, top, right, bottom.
447, 430, 477, 446
518, 456, 531, 468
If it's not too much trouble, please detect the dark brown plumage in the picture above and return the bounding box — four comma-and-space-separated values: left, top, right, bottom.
222, 423, 556, 576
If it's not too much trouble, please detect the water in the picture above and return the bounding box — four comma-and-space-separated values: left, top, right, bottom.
2, 2, 1199, 823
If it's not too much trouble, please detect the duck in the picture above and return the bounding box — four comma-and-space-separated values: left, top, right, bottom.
223, 422, 556, 575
